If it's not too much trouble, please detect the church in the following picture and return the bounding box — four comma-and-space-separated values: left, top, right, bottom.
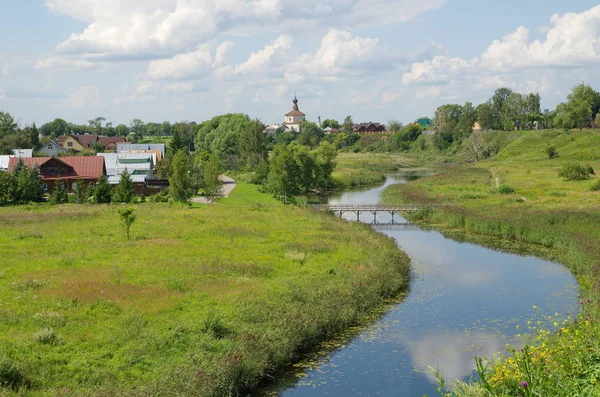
265, 95, 306, 134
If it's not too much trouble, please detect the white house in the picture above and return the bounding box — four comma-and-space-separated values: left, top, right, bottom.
282, 95, 305, 132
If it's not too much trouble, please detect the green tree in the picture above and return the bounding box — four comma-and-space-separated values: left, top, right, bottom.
342, 115, 354, 135
297, 121, 324, 148
491, 87, 514, 130
0, 112, 18, 138
0, 171, 16, 206
39, 118, 70, 138
238, 119, 267, 169
72, 178, 87, 204
455, 102, 477, 141
595, 113, 600, 128
169, 150, 196, 203
88, 117, 105, 134
92, 141, 104, 154
115, 124, 129, 137
268, 144, 295, 202
169, 126, 186, 155
501, 92, 525, 131
250, 158, 270, 188
22, 123, 40, 150
161, 121, 173, 136
202, 154, 223, 203
93, 175, 112, 204
568, 83, 600, 118
321, 119, 340, 129
15, 164, 44, 203
387, 120, 403, 133
129, 119, 145, 143
117, 207, 136, 240
314, 141, 337, 190
476, 102, 495, 131
50, 179, 68, 204
112, 171, 136, 203
194, 114, 253, 162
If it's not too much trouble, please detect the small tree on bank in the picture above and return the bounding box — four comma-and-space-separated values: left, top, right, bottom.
117, 206, 136, 240
93, 175, 112, 204
203, 154, 223, 203
112, 170, 136, 203
50, 179, 68, 204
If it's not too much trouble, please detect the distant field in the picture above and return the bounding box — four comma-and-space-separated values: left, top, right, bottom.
383, 129, 600, 396
0, 183, 409, 396
332, 153, 419, 188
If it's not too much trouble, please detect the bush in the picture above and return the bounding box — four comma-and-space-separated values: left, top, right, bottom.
498, 184, 515, 194
589, 180, 600, 191
0, 356, 28, 390
34, 328, 61, 345
558, 162, 594, 181
545, 145, 558, 159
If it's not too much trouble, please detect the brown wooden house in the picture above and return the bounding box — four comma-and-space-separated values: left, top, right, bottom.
353, 122, 390, 135
8, 156, 105, 194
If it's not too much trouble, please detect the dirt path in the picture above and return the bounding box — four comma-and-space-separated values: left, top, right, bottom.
191, 175, 236, 204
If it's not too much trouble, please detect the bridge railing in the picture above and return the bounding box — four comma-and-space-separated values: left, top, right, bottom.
308, 204, 440, 211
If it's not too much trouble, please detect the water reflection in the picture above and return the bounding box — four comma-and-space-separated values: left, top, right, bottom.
258, 175, 579, 397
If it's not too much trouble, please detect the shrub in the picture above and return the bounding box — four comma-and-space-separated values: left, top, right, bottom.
558, 162, 594, 181
498, 185, 515, 194
0, 356, 28, 390
34, 328, 61, 345
589, 180, 600, 192
545, 146, 558, 159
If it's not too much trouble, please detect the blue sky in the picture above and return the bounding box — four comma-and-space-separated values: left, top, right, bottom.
1, 0, 599, 127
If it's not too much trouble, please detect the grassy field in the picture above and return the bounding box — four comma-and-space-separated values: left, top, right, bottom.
332, 153, 419, 188
0, 183, 410, 396
382, 129, 600, 396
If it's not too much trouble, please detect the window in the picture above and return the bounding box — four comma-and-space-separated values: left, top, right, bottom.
42, 183, 48, 191
67, 142, 73, 147
48, 145, 53, 150
72, 182, 77, 190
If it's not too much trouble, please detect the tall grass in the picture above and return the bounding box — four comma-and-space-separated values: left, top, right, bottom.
0, 183, 410, 396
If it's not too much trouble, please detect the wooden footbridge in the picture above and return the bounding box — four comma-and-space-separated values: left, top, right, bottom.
309, 204, 433, 222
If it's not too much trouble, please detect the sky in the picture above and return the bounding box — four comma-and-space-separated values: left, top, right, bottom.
1, 0, 599, 127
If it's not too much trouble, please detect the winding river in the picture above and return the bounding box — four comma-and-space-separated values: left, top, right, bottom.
258, 175, 579, 396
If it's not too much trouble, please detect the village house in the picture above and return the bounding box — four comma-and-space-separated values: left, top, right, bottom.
117, 143, 165, 162
57, 135, 127, 152
7, 156, 105, 194
39, 140, 68, 156
0, 149, 34, 172
353, 122, 389, 135
99, 151, 167, 195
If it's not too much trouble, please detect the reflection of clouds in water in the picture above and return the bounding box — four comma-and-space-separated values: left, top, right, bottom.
396, 331, 511, 382
536, 262, 571, 277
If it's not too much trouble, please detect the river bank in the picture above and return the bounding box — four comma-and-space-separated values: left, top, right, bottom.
0, 183, 410, 396
381, 129, 600, 395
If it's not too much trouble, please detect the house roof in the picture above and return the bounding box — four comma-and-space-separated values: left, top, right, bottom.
117, 143, 165, 157
416, 117, 433, 127
354, 122, 386, 131
12, 149, 33, 158
285, 109, 306, 117
7, 156, 105, 178
73, 135, 99, 147
98, 136, 126, 147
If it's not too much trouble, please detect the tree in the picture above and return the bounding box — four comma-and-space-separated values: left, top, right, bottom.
387, 120, 403, 133
314, 141, 337, 190
169, 150, 196, 203
568, 83, 600, 118
491, 87, 514, 130
203, 154, 223, 203
50, 179, 68, 204
15, 164, 44, 203
559, 162, 594, 181
88, 117, 106, 134
238, 119, 267, 168
92, 141, 104, 154
523, 93, 541, 129
476, 102, 495, 131
25, 123, 40, 150
169, 127, 186, 155
115, 124, 129, 137
39, 118, 70, 138
342, 115, 354, 135
297, 121, 324, 148
161, 121, 173, 136
130, 119, 145, 143
267, 144, 295, 202
321, 119, 340, 129
0, 112, 18, 138
595, 113, 600, 128
93, 175, 112, 204
455, 102, 477, 142
0, 171, 16, 206
117, 207, 136, 240
112, 170, 136, 203
73, 178, 87, 204
501, 92, 525, 131
194, 114, 254, 163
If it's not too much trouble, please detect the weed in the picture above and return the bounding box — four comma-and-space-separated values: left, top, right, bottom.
498, 185, 515, 194
34, 328, 62, 345
589, 180, 600, 191
0, 356, 29, 391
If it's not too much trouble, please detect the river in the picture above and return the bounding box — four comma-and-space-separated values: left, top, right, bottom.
257, 175, 579, 396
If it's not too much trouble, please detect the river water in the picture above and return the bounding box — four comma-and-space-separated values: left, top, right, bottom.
259, 175, 579, 396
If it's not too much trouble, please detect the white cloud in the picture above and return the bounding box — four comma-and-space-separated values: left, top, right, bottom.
44, 0, 447, 60
481, 6, 600, 70
64, 85, 104, 109
147, 43, 215, 80
402, 5, 600, 88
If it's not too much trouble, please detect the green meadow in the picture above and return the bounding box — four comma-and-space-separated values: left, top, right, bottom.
332, 152, 418, 188
0, 183, 410, 396
383, 129, 600, 396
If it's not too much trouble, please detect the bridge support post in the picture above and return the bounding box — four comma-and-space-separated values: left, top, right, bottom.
391, 210, 397, 225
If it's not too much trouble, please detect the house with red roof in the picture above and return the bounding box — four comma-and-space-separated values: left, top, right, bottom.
56, 135, 127, 152
8, 156, 106, 194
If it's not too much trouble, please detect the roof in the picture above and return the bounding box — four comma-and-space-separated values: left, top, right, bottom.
98, 136, 126, 147
7, 156, 105, 178
118, 144, 165, 157
108, 174, 148, 184
285, 109, 306, 117
416, 117, 433, 127
73, 135, 99, 147
98, 153, 154, 177
354, 122, 386, 131
12, 149, 33, 158
0, 156, 11, 171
